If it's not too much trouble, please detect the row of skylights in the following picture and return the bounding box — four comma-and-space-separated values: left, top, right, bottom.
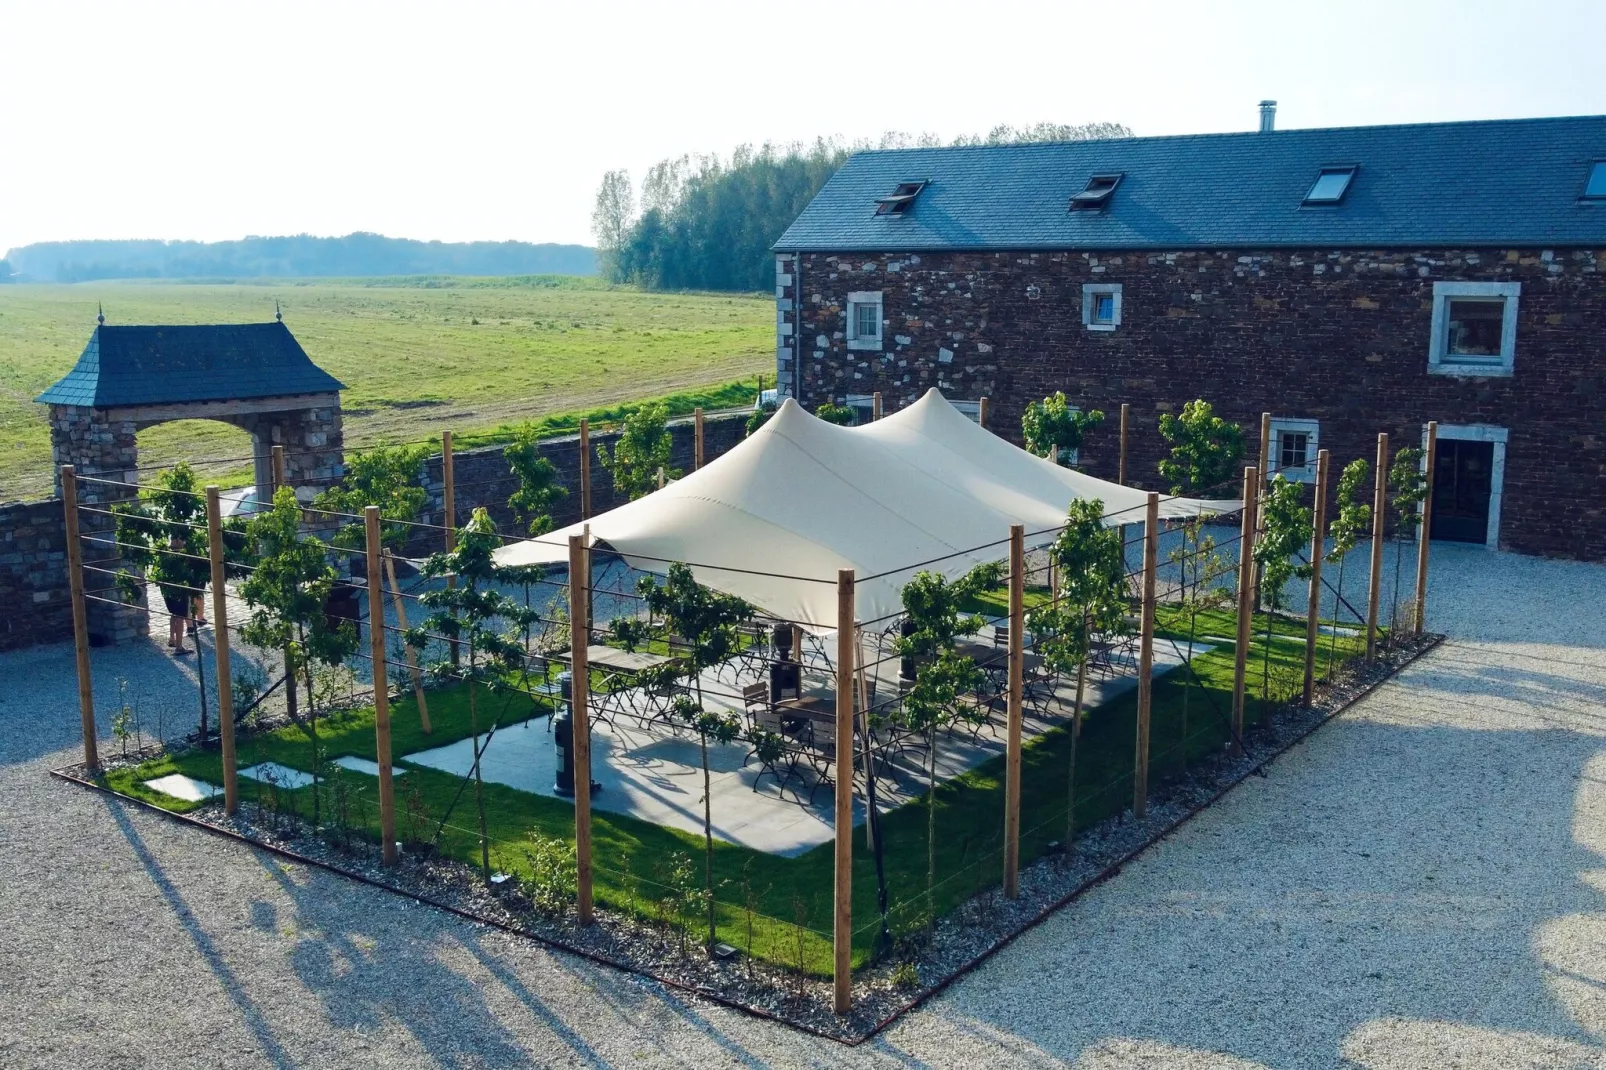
872, 160, 1606, 218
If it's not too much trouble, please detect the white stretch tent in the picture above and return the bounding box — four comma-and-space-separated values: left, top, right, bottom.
495, 389, 1237, 630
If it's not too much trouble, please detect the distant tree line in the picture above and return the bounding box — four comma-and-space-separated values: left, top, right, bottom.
3, 234, 596, 283
0, 258, 14, 283
593, 122, 1132, 292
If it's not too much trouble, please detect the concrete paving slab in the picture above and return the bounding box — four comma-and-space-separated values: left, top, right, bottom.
141, 773, 221, 802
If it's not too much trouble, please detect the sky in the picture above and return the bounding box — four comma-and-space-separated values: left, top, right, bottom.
3, 0, 1604, 256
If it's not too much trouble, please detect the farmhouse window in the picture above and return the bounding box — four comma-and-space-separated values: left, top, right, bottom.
1082, 283, 1122, 331
1069, 173, 1122, 211
1428, 281, 1519, 377
1303, 165, 1357, 205
1268, 418, 1319, 483
846, 291, 883, 351
875, 181, 927, 216
1583, 161, 1606, 200
845, 393, 876, 425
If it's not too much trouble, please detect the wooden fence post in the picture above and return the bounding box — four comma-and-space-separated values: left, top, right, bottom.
1134, 492, 1158, 817
205, 486, 239, 814
1003, 524, 1025, 898
442, 430, 458, 667
271, 445, 287, 494
694, 407, 705, 470
382, 548, 431, 733
578, 417, 592, 520
978, 396, 989, 430
1252, 412, 1270, 610
872, 391, 883, 421
61, 465, 98, 771
569, 533, 595, 924
1303, 450, 1330, 705
1414, 422, 1438, 634
1367, 432, 1388, 659
656, 466, 665, 491
1231, 466, 1258, 751
365, 507, 398, 866
834, 568, 855, 1015
1118, 403, 1130, 486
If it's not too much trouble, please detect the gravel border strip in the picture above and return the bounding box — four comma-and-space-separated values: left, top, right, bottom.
52, 632, 1440, 1044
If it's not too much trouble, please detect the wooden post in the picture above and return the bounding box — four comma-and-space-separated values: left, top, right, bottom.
270, 445, 287, 493
1303, 450, 1330, 704
442, 430, 458, 667
978, 396, 989, 430
205, 487, 239, 814
1414, 422, 1438, 634
694, 407, 705, 470
569, 533, 594, 924
656, 466, 665, 491
1252, 412, 1271, 610
1231, 467, 1258, 751
61, 465, 97, 771
1118, 403, 1130, 486
1367, 432, 1388, 660
872, 391, 883, 421
1134, 492, 1158, 818
365, 507, 398, 867
382, 548, 431, 733
1003, 524, 1025, 898
833, 568, 855, 1015
578, 418, 592, 520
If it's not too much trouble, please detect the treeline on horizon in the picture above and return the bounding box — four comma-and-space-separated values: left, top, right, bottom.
1, 233, 596, 284
593, 122, 1132, 293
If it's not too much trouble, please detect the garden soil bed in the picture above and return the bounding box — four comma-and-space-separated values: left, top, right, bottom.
53, 632, 1440, 1043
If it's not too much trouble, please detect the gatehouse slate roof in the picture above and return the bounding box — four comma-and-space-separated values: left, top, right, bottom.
774, 115, 1606, 252
36, 321, 344, 408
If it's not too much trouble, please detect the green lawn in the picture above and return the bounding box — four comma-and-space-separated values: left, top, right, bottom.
103, 604, 1367, 976
0, 277, 773, 498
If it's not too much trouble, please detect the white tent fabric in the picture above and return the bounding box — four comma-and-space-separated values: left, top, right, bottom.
494, 389, 1237, 630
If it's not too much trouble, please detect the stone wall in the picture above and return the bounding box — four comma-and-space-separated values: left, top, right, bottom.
780, 246, 1606, 559
0, 498, 73, 652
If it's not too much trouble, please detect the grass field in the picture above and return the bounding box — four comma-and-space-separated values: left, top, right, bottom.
0, 276, 773, 499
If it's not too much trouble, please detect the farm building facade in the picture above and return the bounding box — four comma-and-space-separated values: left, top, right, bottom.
770, 112, 1606, 559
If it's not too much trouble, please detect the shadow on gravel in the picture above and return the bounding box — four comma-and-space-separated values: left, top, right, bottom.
105, 798, 297, 1070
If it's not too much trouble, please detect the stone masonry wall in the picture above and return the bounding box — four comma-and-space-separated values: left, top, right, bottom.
0, 498, 73, 652
783, 247, 1606, 559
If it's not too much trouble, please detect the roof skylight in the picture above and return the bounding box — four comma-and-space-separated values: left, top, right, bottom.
1584, 161, 1606, 200
1303, 165, 1357, 205
875, 181, 927, 216
1069, 173, 1122, 211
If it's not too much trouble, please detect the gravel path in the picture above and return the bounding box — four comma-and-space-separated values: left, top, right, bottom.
4, 540, 1606, 1068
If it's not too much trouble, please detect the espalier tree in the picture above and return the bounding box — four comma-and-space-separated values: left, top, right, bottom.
239, 486, 360, 826
600, 401, 678, 501
814, 401, 855, 426
1027, 497, 1127, 845
409, 508, 539, 882
636, 562, 752, 950
1251, 475, 1313, 711
312, 443, 430, 555
504, 428, 568, 536
1022, 391, 1104, 467
1388, 446, 1429, 632
1325, 458, 1372, 677
1157, 399, 1244, 753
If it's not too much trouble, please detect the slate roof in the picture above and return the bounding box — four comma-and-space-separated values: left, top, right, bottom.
36, 321, 344, 408
774, 115, 1606, 252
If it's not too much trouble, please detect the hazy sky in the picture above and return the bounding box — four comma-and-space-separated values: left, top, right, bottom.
4, 0, 1603, 255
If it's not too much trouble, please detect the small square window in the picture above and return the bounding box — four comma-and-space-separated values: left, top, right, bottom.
1082, 283, 1122, 331
1303, 165, 1357, 205
1583, 161, 1606, 201
875, 181, 927, 216
1279, 431, 1309, 471
1069, 173, 1122, 211
1269, 418, 1319, 482
844, 394, 876, 425
845, 291, 883, 351
1429, 282, 1519, 376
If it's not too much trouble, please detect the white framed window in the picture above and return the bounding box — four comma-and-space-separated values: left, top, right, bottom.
846, 291, 883, 351
1268, 418, 1319, 483
946, 397, 982, 424
844, 393, 876, 424
1428, 281, 1519, 377
1082, 283, 1122, 331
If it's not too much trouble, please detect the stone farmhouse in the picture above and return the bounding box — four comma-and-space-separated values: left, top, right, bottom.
771, 108, 1606, 558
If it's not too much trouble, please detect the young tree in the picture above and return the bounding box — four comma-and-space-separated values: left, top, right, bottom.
409, 508, 538, 881
745, 398, 778, 437
1325, 459, 1372, 677
1252, 476, 1314, 711
1157, 399, 1244, 749
814, 401, 855, 426
1027, 498, 1127, 845
1388, 446, 1428, 633
592, 169, 635, 281
312, 444, 430, 553
239, 486, 360, 825
504, 429, 568, 536
1022, 392, 1105, 467
599, 402, 678, 501
637, 563, 752, 949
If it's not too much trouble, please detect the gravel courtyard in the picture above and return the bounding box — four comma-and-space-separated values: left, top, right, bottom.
4, 541, 1605, 1069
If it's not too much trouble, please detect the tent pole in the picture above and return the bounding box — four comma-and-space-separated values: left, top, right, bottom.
1003, 524, 1025, 897
833, 569, 855, 1015
1303, 450, 1330, 704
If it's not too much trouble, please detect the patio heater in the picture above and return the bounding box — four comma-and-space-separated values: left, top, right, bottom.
769, 622, 800, 702
551, 671, 601, 797
899, 616, 918, 681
